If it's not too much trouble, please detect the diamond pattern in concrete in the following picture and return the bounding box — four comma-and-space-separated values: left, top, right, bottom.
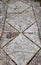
3, 33, 39, 65
7, 1, 35, 32
32, 2, 41, 38
29, 50, 41, 65
0, 0, 41, 65
24, 23, 41, 47
0, 50, 15, 65
1, 23, 19, 48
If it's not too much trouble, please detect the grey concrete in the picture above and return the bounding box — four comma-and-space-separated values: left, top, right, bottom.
0, 0, 41, 65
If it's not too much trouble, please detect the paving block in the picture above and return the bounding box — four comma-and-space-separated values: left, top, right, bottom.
7, 1, 35, 32
3, 33, 39, 65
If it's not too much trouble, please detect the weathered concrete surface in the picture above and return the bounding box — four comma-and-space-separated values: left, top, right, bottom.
7, 1, 34, 32
24, 23, 41, 47
31, 2, 41, 38
0, 50, 15, 65
29, 50, 41, 65
3, 33, 39, 65
0, 0, 41, 65
1, 23, 19, 48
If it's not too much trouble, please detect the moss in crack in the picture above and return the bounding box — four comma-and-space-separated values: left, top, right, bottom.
6, 32, 12, 39
6, 32, 19, 39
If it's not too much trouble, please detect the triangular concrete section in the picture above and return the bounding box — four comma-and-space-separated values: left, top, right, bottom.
1, 23, 19, 48
24, 23, 41, 47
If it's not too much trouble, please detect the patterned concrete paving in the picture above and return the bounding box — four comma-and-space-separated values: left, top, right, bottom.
32, 2, 41, 39
0, 0, 41, 65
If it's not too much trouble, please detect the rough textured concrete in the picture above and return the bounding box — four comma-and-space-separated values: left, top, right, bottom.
3, 33, 39, 65
31, 1, 41, 38
0, 0, 41, 65
29, 50, 41, 65
24, 23, 41, 47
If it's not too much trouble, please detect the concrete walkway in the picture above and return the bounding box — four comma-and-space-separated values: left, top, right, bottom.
0, 0, 41, 65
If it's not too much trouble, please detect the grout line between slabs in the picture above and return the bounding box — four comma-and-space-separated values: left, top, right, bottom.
23, 33, 41, 49
0, 2, 8, 40
2, 43, 41, 65
0, 2, 8, 53
7, 22, 20, 33
1, 1, 41, 65
27, 48, 41, 65
2, 49, 17, 65
30, 0, 41, 42
1, 33, 20, 49
22, 21, 36, 33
